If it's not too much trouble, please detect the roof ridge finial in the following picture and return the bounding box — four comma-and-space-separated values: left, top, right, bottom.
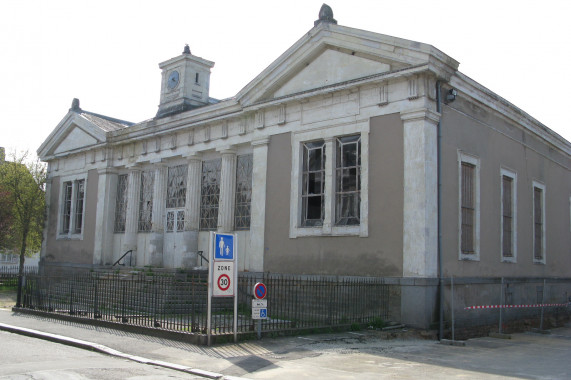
315, 3, 337, 27
183, 44, 191, 55
70, 98, 81, 112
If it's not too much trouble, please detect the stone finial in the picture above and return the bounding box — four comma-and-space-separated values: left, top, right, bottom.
314, 3, 337, 26
183, 44, 191, 54
71, 98, 81, 112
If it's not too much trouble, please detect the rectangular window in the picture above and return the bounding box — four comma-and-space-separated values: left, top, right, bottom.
533, 182, 546, 263
200, 159, 221, 231
73, 179, 85, 234
138, 171, 154, 232
235, 154, 253, 230
501, 169, 517, 262
301, 141, 325, 227
458, 152, 480, 260
62, 181, 73, 234
59, 178, 86, 238
114, 174, 128, 233
166, 210, 185, 233
335, 135, 361, 226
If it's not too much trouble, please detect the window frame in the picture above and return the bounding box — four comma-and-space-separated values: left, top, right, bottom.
532, 181, 546, 264
114, 174, 128, 233
138, 170, 154, 233
57, 174, 87, 240
289, 123, 369, 238
200, 158, 222, 231
500, 168, 517, 263
234, 154, 253, 231
458, 151, 480, 261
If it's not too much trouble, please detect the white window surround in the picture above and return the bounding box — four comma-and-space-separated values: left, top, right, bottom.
289, 122, 369, 238
458, 151, 480, 261
57, 173, 87, 240
500, 168, 517, 263
532, 180, 546, 264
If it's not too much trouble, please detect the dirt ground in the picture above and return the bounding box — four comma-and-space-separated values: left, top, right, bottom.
0, 289, 16, 309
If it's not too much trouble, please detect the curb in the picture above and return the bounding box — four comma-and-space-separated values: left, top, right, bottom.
0, 322, 246, 380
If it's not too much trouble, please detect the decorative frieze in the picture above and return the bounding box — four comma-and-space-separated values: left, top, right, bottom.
255, 111, 265, 129
379, 84, 389, 106
204, 126, 211, 142
187, 130, 194, 146
221, 121, 228, 139
408, 77, 419, 100
169, 134, 177, 150
278, 105, 286, 125
154, 137, 161, 153
238, 117, 247, 135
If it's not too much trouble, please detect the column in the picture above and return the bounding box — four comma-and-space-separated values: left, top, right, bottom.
249, 138, 269, 272
94, 168, 118, 265
181, 155, 202, 268
400, 107, 440, 277
217, 149, 237, 233
122, 168, 141, 266
322, 137, 335, 234
149, 165, 167, 267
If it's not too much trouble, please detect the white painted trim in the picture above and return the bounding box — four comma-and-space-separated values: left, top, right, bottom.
500, 168, 517, 263
57, 173, 87, 241
532, 180, 546, 265
289, 122, 369, 238
458, 151, 480, 261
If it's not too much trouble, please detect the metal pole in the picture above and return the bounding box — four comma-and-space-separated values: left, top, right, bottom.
207, 232, 213, 346
451, 276, 455, 341
540, 279, 546, 331
499, 277, 504, 334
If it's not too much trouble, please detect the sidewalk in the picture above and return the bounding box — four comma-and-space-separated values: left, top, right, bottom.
1, 304, 570, 379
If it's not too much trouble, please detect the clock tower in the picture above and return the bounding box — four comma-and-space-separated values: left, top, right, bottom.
156, 45, 215, 118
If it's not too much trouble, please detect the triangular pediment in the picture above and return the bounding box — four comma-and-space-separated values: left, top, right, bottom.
236, 23, 459, 106
54, 125, 99, 154
273, 49, 391, 98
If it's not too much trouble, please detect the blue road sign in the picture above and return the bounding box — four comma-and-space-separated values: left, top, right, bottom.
215, 234, 234, 260
254, 282, 267, 299
260, 309, 267, 318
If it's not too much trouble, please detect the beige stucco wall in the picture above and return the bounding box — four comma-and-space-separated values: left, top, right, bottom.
440, 97, 571, 277
44, 170, 98, 265
263, 113, 404, 276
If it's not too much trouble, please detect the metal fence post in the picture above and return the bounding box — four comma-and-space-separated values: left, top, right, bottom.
540, 278, 546, 331
451, 276, 455, 341
499, 277, 504, 334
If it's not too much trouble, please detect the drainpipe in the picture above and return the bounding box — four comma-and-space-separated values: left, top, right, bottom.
436, 80, 444, 341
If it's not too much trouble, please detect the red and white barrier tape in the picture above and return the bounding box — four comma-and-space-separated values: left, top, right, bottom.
465, 303, 570, 310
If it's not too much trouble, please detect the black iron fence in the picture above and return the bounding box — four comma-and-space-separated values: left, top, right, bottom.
17, 270, 392, 338
0, 266, 38, 288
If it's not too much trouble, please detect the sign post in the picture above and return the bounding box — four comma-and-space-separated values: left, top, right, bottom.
252, 282, 267, 339
207, 232, 238, 345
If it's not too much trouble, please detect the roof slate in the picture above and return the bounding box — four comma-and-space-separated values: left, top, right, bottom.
80, 111, 134, 132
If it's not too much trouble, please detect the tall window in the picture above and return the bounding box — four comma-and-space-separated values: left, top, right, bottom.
501, 169, 517, 261
335, 135, 361, 226
200, 159, 221, 230
235, 154, 253, 230
138, 171, 154, 232
458, 152, 480, 260
60, 178, 86, 237
166, 165, 187, 233
301, 141, 325, 227
533, 182, 546, 263
114, 174, 128, 233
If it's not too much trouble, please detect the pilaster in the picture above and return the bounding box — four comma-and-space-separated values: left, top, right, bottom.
149, 165, 168, 267
184, 154, 202, 231
123, 168, 141, 265
250, 138, 269, 272
400, 108, 440, 277
94, 168, 118, 265
218, 149, 237, 233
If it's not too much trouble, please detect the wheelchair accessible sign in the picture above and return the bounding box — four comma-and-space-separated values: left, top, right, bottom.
211, 233, 237, 297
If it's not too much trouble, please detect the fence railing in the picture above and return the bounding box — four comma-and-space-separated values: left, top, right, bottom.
17, 271, 392, 338
0, 266, 38, 287
441, 277, 571, 340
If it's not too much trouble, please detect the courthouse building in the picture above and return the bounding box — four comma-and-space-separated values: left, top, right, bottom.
37, 6, 570, 327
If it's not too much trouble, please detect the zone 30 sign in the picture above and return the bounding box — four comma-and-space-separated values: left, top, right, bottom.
211, 233, 236, 297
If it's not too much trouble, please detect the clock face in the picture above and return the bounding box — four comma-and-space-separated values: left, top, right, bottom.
167, 70, 180, 90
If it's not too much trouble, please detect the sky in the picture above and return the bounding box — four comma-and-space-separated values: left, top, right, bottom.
1, 0, 570, 157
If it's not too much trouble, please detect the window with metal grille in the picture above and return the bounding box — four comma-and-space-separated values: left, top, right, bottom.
138, 171, 154, 232
200, 159, 221, 230
166, 165, 187, 209
502, 175, 514, 257
61, 181, 73, 234
533, 185, 544, 261
461, 162, 475, 255
335, 135, 361, 226
301, 141, 325, 227
235, 154, 253, 230
114, 174, 128, 233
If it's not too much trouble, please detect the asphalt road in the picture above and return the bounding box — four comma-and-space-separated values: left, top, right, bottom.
0, 330, 205, 380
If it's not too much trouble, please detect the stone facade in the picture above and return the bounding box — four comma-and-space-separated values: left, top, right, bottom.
37, 6, 571, 327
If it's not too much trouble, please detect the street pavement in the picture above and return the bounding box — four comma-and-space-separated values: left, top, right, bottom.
0, 303, 570, 379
